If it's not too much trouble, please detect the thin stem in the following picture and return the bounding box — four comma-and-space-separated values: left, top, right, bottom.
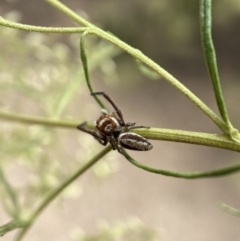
54, 43, 120, 117
219, 202, 240, 217
0, 111, 240, 152
200, 0, 233, 134
0, 17, 87, 33
15, 146, 112, 241
122, 149, 240, 179
44, 0, 94, 28
80, 33, 106, 109
0, 220, 28, 237
0, 110, 78, 129
134, 128, 240, 152
0, 168, 20, 219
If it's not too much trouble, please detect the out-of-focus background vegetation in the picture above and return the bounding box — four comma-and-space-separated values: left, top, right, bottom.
0, 0, 240, 240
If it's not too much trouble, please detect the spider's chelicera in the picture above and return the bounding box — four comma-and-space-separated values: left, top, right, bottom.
77, 92, 153, 153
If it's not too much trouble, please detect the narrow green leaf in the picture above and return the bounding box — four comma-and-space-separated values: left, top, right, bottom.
199, 0, 233, 134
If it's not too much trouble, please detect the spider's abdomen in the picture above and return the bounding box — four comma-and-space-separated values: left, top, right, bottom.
118, 133, 153, 151
96, 114, 121, 136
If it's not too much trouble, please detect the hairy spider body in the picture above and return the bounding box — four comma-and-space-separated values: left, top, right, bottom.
77, 92, 153, 153
96, 112, 121, 137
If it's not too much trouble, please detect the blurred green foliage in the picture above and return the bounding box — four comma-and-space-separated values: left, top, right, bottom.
0, 11, 85, 218
71, 217, 158, 241
0, 11, 101, 215
0, 9, 160, 239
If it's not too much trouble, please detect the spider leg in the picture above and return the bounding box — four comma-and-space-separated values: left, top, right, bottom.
77, 122, 108, 146
127, 125, 150, 131
125, 122, 136, 127
108, 136, 122, 153
91, 92, 125, 126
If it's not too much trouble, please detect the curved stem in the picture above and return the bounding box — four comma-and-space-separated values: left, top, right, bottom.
15, 146, 112, 241
122, 149, 240, 179
80, 32, 106, 109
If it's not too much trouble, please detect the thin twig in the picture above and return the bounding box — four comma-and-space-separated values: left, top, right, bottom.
15, 146, 112, 241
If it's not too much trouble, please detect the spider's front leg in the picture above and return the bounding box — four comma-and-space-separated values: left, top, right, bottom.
127, 125, 150, 131
77, 122, 108, 146
91, 92, 126, 126
124, 122, 150, 132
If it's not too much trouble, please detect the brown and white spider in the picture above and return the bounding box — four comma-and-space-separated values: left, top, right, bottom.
77, 92, 153, 153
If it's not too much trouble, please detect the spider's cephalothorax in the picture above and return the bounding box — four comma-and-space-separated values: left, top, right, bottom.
95, 110, 122, 138
77, 92, 153, 153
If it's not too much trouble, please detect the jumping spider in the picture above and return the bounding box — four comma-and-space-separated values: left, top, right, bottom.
77, 92, 153, 153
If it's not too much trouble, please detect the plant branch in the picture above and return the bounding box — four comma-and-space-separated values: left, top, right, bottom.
0, 16, 87, 33
44, 0, 94, 28
0, 111, 240, 152
122, 149, 240, 179
0, 110, 78, 129
15, 146, 112, 241
219, 202, 240, 217
0, 168, 20, 219
80, 32, 106, 109
0, 220, 28, 237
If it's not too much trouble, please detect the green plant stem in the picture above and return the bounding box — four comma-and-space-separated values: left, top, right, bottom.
0, 16, 87, 33
44, 0, 228, 134
15, 146, 112, 241
44, 0, 95, 28
219, 202, 240, 217
0, 111, 240, 152
122, 149, 240, 179
0, 220, 28, 237
80, 33, 106, 109
54, 43, 120, 117
135, 128, 240, 152
0, 168, 20, 219
0, 110, 78, 129
200, 0, 232, 129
